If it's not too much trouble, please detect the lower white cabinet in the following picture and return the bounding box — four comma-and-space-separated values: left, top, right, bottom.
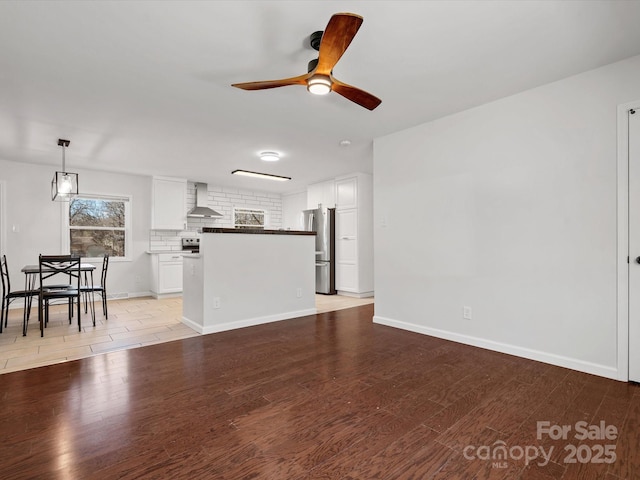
150, 253, 183, 298
336, 263, 357, 291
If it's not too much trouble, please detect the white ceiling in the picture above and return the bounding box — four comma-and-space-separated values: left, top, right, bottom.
1, 0, 640, 193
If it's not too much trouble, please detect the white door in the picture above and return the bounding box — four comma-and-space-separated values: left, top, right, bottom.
629, 107, 640, 382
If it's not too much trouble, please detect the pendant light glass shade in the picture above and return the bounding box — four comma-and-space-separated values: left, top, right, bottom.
52, 139, 79, 201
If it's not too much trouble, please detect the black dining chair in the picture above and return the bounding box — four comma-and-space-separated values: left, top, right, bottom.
38, 254, 86, 337
81, 254, 109, 319
0, 255, 39, 336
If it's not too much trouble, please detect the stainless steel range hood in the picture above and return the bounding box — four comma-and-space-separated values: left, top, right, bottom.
187, 183, 222, 218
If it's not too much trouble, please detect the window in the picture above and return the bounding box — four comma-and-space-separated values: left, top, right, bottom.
234, 207, 266, 229
67, 195, 131, 259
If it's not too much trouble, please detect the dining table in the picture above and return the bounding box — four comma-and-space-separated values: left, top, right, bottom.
21, 263, 96, 336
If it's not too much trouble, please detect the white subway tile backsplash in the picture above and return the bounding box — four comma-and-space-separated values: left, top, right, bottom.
149, 181, 283, 249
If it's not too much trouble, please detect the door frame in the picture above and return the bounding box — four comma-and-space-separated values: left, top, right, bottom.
617, 100, 640, 381
0, 180, 5, 256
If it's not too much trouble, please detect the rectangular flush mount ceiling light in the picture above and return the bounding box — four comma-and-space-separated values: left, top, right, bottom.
231, 170, 291, 181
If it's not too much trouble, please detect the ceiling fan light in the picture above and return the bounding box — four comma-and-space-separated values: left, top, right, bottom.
307, 75, 332, 95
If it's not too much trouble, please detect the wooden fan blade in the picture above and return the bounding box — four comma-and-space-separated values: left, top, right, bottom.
331, 78, 381, 111
315, 13, 363, 75
232, 73, 310, 90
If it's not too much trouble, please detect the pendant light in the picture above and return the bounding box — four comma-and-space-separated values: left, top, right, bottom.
51, 139, 78, 201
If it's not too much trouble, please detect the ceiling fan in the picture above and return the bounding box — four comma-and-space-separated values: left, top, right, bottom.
231, 12, 381, 111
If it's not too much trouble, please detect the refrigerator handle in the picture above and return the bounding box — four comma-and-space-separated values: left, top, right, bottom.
307, 212, 315, 232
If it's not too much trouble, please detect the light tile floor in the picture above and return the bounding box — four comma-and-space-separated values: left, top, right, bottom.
0, 294, 373, 374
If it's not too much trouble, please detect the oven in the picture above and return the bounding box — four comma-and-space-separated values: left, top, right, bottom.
182, 237, 200, 253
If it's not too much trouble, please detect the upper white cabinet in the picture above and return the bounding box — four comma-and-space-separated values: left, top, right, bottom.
335, 176, 357, 210
151, 176, 187, 230
307, 180, 336, 209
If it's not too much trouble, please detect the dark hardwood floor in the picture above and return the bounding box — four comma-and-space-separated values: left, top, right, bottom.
1, 304, 639, 479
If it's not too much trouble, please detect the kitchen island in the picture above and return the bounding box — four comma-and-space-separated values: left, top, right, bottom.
182, 228, 317, 334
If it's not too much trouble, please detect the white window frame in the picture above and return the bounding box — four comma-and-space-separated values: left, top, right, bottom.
233, 206, 268, 229
63, 193, 133, 262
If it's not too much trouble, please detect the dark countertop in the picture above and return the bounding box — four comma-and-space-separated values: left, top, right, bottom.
201, 228, 315, 236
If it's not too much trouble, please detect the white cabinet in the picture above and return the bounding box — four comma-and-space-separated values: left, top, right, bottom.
334, 173, 373, 297
159, 260, 183, 292
336, 209, 357, 261
307, 180, 335, 209
335, 176, 357, 210
281, 191, 307, 230
151, 177, 187, 230
150, 253, 184, 298
336, 209, 358, 292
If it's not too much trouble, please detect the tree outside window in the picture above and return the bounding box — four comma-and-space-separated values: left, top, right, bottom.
234, 208, 266, 229
69, 197, 127, 257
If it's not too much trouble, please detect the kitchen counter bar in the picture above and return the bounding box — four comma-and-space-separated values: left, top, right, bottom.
182, 229, 316, 334
201, 228, 314, 236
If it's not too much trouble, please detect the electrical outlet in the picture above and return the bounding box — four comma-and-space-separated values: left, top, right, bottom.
134, 275, 141, 284
296, 288, 302, 298
463, 306, 472, 320
213, 297, 221, 309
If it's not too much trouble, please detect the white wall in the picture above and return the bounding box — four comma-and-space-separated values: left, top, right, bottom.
373, 54, 640, 379
0, 159, 152, 297
182, 232, 316, 333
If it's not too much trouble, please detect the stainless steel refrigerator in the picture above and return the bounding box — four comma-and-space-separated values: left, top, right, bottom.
303, 206, 336, 294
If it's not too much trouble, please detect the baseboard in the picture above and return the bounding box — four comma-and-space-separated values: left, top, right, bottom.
151, 292, 182, 300
125, 291, 153, 299
180, 316, 204, 334
182, 308, 317, 335
107, 292, 143, 300
373, 315, 620, 381
337, 290, 374, 298
7, 291, 155, 309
